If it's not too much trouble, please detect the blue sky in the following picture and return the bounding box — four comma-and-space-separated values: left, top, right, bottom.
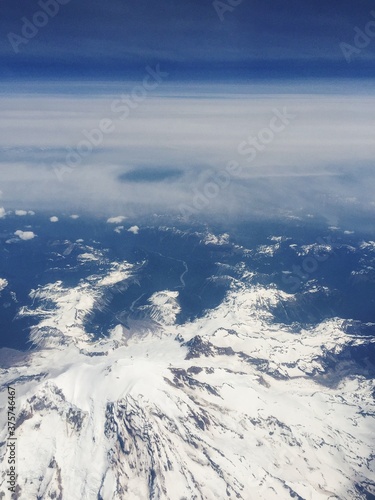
1, 0, 375, 80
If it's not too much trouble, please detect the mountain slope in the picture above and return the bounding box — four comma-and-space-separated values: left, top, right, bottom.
1, 263, 374, 500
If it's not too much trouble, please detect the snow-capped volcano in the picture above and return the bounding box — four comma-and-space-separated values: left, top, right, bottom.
1, 257, 374, 500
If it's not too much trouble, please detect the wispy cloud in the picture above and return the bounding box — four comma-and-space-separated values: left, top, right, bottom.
0, 83, 374, 223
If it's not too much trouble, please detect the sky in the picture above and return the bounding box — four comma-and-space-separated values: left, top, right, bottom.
1, 0, 375, 80
0, 1, 374, 225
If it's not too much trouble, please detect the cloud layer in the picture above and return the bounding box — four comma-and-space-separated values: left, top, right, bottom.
0, 82, 374, 224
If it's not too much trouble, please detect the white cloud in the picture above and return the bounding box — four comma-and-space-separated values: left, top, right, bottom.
28, 211, 35, 215
70, 215, 80, 219
0, 207, 6, 218
50, 216, 59, 222
14, 230, 36, 241
15, 210, 28, 216
128, 225, 139, 235
0, 278, 8, 291
114, 226, 124, 234
78, 253, 99, 262
107, 216, 127, 224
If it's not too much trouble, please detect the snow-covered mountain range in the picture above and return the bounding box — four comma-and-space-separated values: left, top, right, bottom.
1, 253, 374, 499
